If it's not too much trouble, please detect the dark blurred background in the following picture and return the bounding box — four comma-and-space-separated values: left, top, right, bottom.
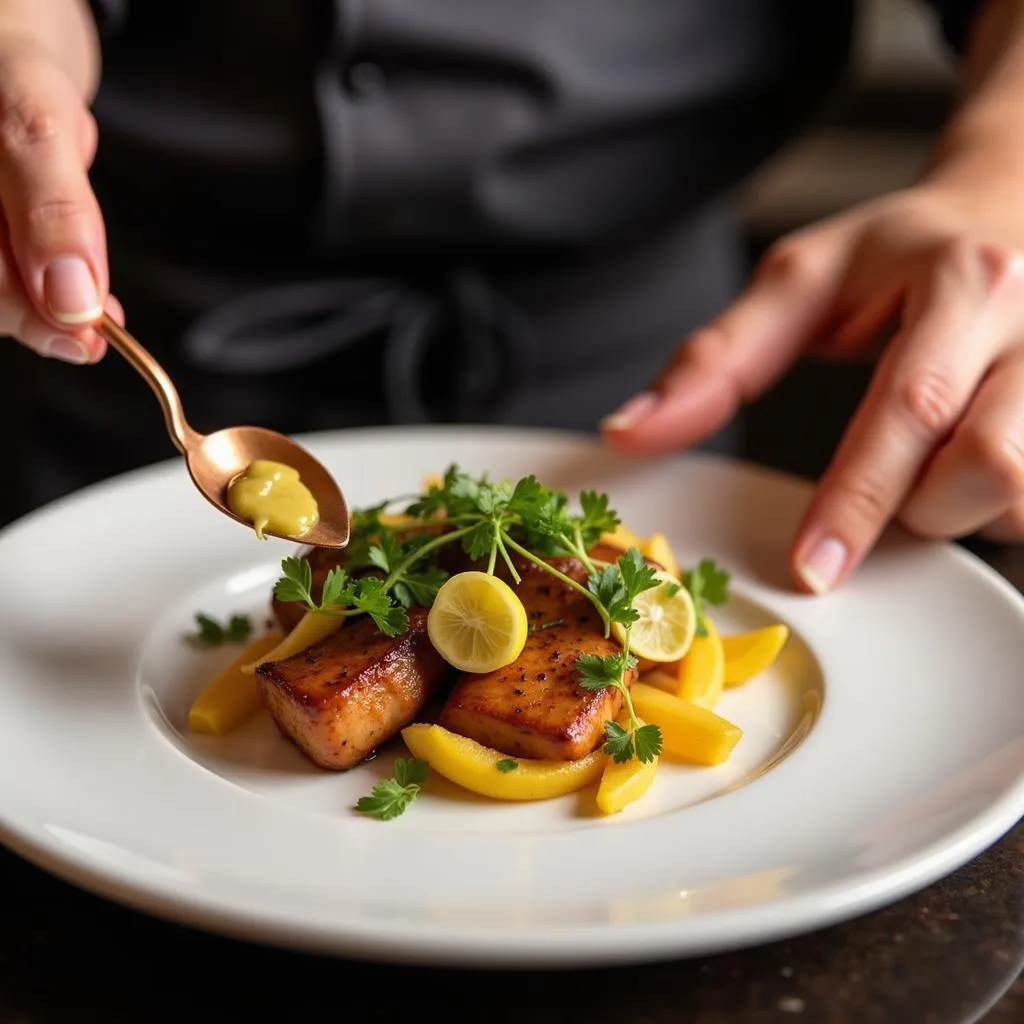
0, 0, 957, 528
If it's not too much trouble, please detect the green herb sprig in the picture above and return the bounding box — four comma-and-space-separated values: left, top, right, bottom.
354, 758, 429, 820
190, 612, 253, 647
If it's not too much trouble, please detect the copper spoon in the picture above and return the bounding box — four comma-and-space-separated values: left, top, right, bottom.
96, 312, 350, 548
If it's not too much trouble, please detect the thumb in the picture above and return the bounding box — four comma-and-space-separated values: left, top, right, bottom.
601, 240, 842, 456
0, 51, 107, 336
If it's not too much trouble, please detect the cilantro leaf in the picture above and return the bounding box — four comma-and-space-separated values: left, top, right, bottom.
633, 723, 663, 763
351, 577, 408, 637
577, 490, 620, 546
603, 721, 635, 763
393, 757, 429, 788
191, 612, 253, 646
462, 521, 497, 562
684, 557, 731, 635
575, 651, 636, 691
227, 614, 253, 642
368, 532, 403, 574
495, 759, 519, 773
392, 567, 448, 609
618, 547, 660, 601
354, 757, 429, 821
319, 566, 353, 611
273, 556, 313, 606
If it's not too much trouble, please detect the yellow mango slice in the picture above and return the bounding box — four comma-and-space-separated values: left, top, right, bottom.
596, 719, 660, 814
721, 624, 790, 686
241, 609, 342, 674
599, 522, 645, 552
401, 723, 605, 801
188, 631, 284, 735
630, 682, 742, 765
639, 668, 680, 694
641, 531, 680, 579
676, 616, 725, 710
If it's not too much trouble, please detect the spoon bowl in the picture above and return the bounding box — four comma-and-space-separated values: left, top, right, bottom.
96, 314, 351, 549
189, 426, 350, 547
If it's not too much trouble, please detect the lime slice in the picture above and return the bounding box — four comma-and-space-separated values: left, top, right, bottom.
613, 570, 696, 662
427, 571, 529, 674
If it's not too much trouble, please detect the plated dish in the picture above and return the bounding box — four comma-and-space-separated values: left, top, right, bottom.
0, 427, 1020, 968
187, 464, 790, 818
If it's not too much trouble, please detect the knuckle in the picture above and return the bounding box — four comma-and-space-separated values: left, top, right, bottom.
893, 369, 959, 440
964, 427, 1024, 497
24, 196, 88, 231
0, 90, 58, 155
938, 236, 1024, 296
831, 472, 891, 527
757, 237, 817, 286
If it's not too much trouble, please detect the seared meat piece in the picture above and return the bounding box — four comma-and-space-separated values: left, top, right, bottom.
257, 609, 449, 769
439, 550, 639, 761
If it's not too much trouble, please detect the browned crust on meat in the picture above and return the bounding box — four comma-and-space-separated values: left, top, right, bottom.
257, 608, 449, 769
438, 550, 639, 760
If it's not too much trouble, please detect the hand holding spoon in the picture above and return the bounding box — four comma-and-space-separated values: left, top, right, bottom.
96, 313, 350, 548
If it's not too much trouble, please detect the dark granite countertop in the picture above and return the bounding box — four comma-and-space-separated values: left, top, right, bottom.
0, 819, 1019, 1023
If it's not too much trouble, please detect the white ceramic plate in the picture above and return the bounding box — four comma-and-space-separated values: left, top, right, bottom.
0, 426, 1021, 968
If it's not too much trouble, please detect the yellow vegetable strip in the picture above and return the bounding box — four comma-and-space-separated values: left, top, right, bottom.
676, 616, 725, 710
641, 531, 680, 579
596, 716, 660, 814
188, 630, 284, 735
721, 624, 790, 686
401, 723, 604, 801
630, 682, 742, 765
241, 609, 342, 674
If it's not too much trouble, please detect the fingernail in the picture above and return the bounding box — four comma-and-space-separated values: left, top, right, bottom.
601, 391, 659, 431
795, 536, 847, 594
44, 257, 102, 325
41, 333, 90, 364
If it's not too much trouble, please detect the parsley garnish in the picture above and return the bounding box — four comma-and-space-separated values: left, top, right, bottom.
574, 548, 663, 764
684, 557, 731, 636
269, 467, 731, 767
273, 556, 410, 637
354, 758, 429, 820
495, 758, 518, 773
190, 612, 253, 646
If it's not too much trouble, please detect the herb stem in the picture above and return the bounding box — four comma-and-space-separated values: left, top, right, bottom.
487, 522, 499, 575
495, 531, 521, 583
383, 525, 475, 591
617, 625, 640, 732
501, 533, 609, 632
570, 525, 599, 576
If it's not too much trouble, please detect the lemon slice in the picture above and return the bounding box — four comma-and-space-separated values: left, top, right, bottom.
427, 571, 528, 673
613, 570, 696, 663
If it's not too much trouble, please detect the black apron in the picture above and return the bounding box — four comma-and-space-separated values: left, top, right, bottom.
7, 0, 867, 519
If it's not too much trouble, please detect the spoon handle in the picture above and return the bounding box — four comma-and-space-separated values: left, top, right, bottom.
96, 313, 200, 453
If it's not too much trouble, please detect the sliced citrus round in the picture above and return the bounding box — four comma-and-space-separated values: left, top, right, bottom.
426, 571, 528, 673
612, 569, 696, 663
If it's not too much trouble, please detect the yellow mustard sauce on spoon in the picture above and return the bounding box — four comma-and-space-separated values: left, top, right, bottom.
227, 459, 320, 540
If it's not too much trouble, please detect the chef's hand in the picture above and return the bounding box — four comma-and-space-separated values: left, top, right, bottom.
602, 183, 1024, 592
0, 31, 117, 364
